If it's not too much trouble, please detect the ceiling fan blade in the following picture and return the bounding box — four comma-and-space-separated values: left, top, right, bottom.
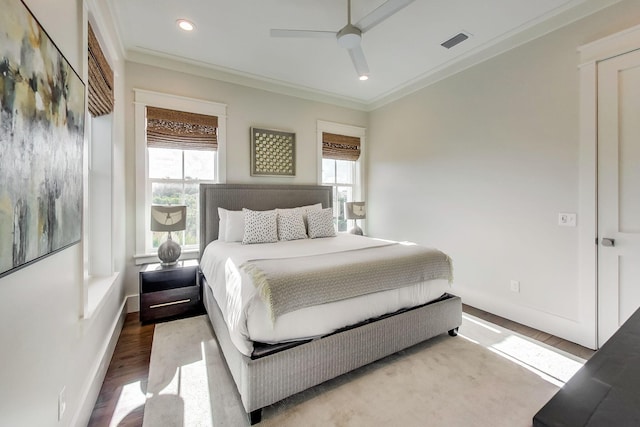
270, 29, 337, 38
348, 45, 369, 77
355, 0, 416, 33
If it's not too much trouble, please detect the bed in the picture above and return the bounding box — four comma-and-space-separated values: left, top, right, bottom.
199, 183, 462, 424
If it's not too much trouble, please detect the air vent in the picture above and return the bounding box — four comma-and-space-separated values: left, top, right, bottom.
441, 32, 469, 49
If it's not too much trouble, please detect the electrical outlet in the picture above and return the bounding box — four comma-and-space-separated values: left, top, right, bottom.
558, 212, 577, 227
510, 280, 520, 293
58, 387, 66, 421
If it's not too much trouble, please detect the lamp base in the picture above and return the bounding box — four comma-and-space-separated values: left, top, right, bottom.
159, 260, 179, 268
349, 223, 363, 236
157, 235, 181, 266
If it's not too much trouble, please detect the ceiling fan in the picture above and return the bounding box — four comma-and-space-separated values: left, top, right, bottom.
270, 0, 416, 80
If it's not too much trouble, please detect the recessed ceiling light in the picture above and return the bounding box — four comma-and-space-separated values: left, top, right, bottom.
359, 75, 369, 81
177, 19, 195, 32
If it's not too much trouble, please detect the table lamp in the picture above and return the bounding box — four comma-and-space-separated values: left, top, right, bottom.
150, 204, 187, 266
345, 201, 366, 235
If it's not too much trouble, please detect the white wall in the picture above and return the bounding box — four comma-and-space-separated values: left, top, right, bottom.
123, 62, 368, 303
0, 0, 128, 426
4, 3, 634, 424
367, 0, 640, 349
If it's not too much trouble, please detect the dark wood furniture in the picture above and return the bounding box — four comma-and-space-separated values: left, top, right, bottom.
533, 307, 640, 426
139, 259, 203, 324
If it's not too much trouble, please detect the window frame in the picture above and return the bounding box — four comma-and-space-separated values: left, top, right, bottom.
317, 120, 366, 232
134, 89, 227, 264
82, 13, 121, 319
148, 147, 217, 250
322, 159, 357, 232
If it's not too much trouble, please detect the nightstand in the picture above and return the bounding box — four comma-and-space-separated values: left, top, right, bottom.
139, 259, 204, 324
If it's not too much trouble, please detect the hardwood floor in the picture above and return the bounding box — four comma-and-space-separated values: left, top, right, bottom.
463, 304, 595, 360
88, 306, 594, 426
88, 313, 154, 427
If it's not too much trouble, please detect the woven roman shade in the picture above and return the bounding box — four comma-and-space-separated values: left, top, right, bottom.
87, 23, 113, 117
146, 107, 218, 150
322, 132, 361, 161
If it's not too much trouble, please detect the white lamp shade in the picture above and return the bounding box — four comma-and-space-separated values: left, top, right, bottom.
345, 202, 366, 220
150, 205, 187, 232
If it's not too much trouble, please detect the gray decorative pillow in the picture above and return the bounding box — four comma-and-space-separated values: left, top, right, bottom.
276, 209, 307, 241
242, 209, 278, 244
307, 208, 336, 239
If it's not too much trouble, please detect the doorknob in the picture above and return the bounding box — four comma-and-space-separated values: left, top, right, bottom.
602, 238, 615, 247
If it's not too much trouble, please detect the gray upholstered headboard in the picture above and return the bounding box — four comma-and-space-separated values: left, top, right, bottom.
199, 184, 333, 256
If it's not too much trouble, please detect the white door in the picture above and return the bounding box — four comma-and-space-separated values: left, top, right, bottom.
597, 48, 640, 347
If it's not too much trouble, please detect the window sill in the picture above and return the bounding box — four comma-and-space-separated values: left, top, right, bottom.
133, 248, 199, 266
84, 272, 120, 319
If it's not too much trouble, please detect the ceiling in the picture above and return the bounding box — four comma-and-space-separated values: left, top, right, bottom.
110, 0, 613, 108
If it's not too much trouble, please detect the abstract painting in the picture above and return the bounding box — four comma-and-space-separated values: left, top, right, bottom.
250, 127, 295, 177
0, 0, 85, 278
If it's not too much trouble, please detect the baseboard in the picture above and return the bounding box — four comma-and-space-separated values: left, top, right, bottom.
459, 288, 596, 350
71, 299, 127, 427
127, 293, 140, 313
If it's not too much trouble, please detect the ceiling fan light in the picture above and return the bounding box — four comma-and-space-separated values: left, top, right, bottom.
337, 24, 362, 49
359, 75, 369, 81
177, 19, 195, 32
338, 33, 360, 49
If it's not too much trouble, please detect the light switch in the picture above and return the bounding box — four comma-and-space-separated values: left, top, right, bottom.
558, 213, 577, 227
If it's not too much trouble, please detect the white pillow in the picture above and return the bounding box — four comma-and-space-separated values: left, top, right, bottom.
277, 203, 321, 216
219, 204, 321, 241
242, 209, 278, 244
276, 209, 307, 241
307, 208, 336, 239
217, 207, 228, 241
278, 203, 322, 231
218, 208, 244, 242
225, 210, 246, 242
302, 203, 322, 227
301, 203, 322, 216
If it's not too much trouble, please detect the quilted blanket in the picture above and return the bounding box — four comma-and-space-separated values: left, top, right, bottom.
241, 243, 453, 320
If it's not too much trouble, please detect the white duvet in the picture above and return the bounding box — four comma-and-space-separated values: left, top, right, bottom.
200, 234, 451, 356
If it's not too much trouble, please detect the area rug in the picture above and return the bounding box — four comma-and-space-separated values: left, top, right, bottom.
142, 313, 584, 427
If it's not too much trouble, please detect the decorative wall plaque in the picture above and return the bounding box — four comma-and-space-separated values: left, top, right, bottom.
250, 127, 296, 177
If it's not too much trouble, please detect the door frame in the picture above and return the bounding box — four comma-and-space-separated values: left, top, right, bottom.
578, 24, 640, 349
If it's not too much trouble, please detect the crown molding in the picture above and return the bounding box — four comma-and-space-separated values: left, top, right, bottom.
123, 0, 623, 112
85, 0, 126, 67
125, 49, 370, 112
367, 0, 623, 110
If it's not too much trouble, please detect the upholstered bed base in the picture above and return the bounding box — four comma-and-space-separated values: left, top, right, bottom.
203, 279, 462, 424
199, 183, 462, 424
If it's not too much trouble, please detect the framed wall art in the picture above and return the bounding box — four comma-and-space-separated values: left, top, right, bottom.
250, 127, 296, 177
0, 0, 85, 278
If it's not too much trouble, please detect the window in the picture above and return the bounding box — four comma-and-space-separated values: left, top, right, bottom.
148, 146, 215, 250
86, 22, 114, 273
322, 158, 356, 232
86, 113, 113, 276
317, 121, 366, 232
146, 107, 218, 252
134, 90, 227, 264
83, 20, 118, 318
